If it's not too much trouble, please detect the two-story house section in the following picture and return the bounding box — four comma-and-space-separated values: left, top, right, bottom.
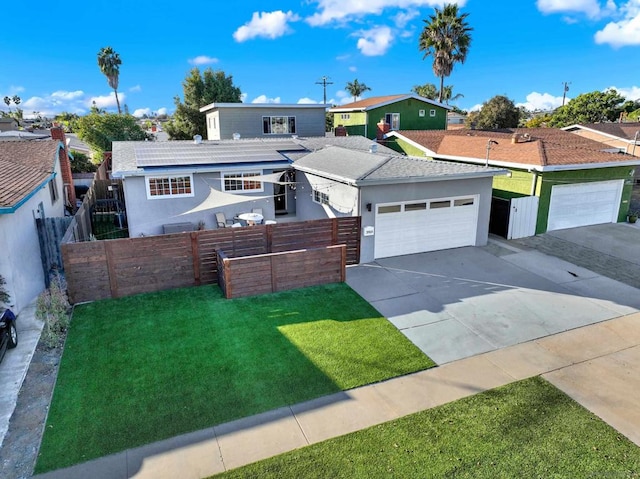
329, 94, 450, 140
199, 103, 328, 141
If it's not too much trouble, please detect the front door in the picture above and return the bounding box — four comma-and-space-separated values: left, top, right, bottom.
274, 172, 288, 213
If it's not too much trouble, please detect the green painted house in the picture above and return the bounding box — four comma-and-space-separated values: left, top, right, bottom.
329, 94, 450, 140
386, 128, 640, 237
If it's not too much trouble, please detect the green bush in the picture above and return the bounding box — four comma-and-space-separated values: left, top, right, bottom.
36, 275, 71, 348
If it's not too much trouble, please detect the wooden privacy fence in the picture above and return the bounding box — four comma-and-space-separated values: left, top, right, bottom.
62, 217, 361, 304
217, 245, 346, 299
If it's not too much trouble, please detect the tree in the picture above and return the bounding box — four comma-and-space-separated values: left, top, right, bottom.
97, 46, 122, 114
419, 3, 472, 104
2, 95, 22, 120
548, 89, 626, 127
345, 79, 371, 102
412, 83, 438, 100
54, 112, 80, 132
76, 112, 151, 159
164, 68, 242, 140
465, 95, 520, 130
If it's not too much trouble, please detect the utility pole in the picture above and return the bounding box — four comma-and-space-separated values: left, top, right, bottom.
562, 81, 571, 106
315, 76, 333, 105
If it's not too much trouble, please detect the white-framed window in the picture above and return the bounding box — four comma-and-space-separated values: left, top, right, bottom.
429, 109, 436, 117
313, 189, 329, 205
419, 109, 425, 117
146, 174, 194, 199
263, 116, 296, 135
340, 113, 351, 120
385, 113, 400, 130
223, 171, 263, 192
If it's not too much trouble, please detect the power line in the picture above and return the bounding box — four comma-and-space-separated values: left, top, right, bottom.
315, 76, 333, 105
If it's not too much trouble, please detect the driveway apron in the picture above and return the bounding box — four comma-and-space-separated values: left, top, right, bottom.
346, 236, 640, 365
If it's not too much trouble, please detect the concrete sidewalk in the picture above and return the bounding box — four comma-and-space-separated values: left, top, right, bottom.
35, 312, 640, 479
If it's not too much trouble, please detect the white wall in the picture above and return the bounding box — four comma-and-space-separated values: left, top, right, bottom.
0, 163, 65, 314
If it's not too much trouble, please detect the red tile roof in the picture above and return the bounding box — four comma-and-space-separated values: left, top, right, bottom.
395, 128, 638, 167
0, 140, 60, 209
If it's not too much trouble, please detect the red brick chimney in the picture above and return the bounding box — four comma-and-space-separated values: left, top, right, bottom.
376, 119, 390, 141
50, 126, 77, 209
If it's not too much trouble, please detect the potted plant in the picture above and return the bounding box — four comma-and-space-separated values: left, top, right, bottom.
628, 210, 638, 224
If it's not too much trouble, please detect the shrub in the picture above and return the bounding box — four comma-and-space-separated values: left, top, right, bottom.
36, 275, 71, 348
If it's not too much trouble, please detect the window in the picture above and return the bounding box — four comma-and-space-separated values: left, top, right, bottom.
405, 202, 426, 211
146, 175, 193, 199
313, 189, 329, 205
223, 172, 263, 192
429, 200, 451, 209
263, 116, 296, 135
49, 179, 59, 203
419, 109, 425, 117
429, 109, 436, 117
378, 205, 401, 214
340, 113, 351, 120
385, 113, 400, 130
454, 198, 475, 207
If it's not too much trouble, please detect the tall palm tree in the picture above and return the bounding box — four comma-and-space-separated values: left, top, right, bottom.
418, 4, 472, 104
97, 46, 122, 114
440, 85, 464, 104
345, 79, 372, 102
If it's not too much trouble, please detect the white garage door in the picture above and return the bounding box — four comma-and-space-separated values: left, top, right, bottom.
547, 180, 623, 232
374, 195, 479, 259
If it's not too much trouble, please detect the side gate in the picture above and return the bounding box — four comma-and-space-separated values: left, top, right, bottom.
508, 196, 539, 239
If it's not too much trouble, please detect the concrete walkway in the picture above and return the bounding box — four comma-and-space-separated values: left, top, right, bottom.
0, 300, 43, 450
35, 312, 640, 479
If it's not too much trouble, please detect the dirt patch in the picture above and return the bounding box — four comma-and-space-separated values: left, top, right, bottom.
0, 337, 63, 479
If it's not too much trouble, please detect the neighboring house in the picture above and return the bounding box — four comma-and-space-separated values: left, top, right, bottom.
447, 111, 467, 130
0, 140, 67, 313
0, 118, 19, 132
329, 94, 450, 140
111, 138, 305, 237
199, 103, 327, 140
293, 146, 506, 262
386, 128, 640, 236
562, 122, 640, 157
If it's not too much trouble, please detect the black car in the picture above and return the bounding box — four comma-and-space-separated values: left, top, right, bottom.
0, 308, 18, 362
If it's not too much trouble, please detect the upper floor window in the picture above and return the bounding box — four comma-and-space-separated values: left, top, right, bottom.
49, 179, 59, 203
418, 109, 425, 117
385, 113, 400, 130
340, 113, 350, 120
313, 189, 329, 205
146, 175, 193, 199
263, 116, 296, 135
430, 109, 436, 117
223, 172, 263, 192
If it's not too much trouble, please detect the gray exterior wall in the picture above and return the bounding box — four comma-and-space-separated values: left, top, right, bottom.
205, 107, 326, 140
123, 168, 287, 237
295, 172, 494, 263
295, 172, 359, 220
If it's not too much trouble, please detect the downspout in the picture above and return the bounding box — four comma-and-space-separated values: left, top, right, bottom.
530, 170, 539, 196
364, 112, 368, 139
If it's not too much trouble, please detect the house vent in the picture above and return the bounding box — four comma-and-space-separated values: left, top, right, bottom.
369, 143, 378, 153
232, 132, 241, 140
193, 134, 202, 144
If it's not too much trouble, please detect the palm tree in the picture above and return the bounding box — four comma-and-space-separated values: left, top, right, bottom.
97, 46, 122, 114
418, 4, 472, 104
345, 79, 372, 102
440, 85, 464, 104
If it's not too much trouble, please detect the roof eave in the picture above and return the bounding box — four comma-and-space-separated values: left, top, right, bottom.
355, 169, 508, 187
0, 173, 56, 214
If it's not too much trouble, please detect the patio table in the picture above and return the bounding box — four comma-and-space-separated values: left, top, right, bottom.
238, 212, 264, 226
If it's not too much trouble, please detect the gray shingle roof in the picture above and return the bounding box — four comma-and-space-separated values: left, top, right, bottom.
294, 146, 505, 185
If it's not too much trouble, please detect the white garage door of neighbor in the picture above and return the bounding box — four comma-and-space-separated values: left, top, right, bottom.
374, 195, 479, 259
547, 180, 623, 232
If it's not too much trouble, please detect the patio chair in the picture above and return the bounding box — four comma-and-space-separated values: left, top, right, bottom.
215, 212, 234, 228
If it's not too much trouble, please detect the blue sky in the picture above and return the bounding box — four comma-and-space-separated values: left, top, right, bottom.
1, 0, 639, 119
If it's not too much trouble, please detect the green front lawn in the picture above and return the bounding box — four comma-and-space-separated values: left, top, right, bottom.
212, 377, 640, 478
36, 283, 433, 473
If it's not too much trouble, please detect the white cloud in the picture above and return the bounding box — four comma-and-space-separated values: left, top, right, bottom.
394, 9, 419, 28
188, 55, 219, 65
4, 85, 25, 96
307, 0, 464, 26
349, 66, 357, 72
297, 97, 320, 104
595, 1, 640, 47
157, 107, 168, 115
356, 26, 393, 56
51, 90, 84, 101
251, 95, 281, 103
607, 85, 640, 100
133, 108, 152, 118
90, 92, 126, 110
536, 0, 602, 18
517, 92, 566, 111
336, 54, 351, 61
233, 11, 300, 42
129, 85, 142, 92
469, 103, 483, 112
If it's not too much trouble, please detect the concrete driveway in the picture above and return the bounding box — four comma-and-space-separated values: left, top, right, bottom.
346, 228, 640, 365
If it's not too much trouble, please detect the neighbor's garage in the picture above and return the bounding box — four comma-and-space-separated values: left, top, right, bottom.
547, 180, 623, 231
374, 195, 479, 259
